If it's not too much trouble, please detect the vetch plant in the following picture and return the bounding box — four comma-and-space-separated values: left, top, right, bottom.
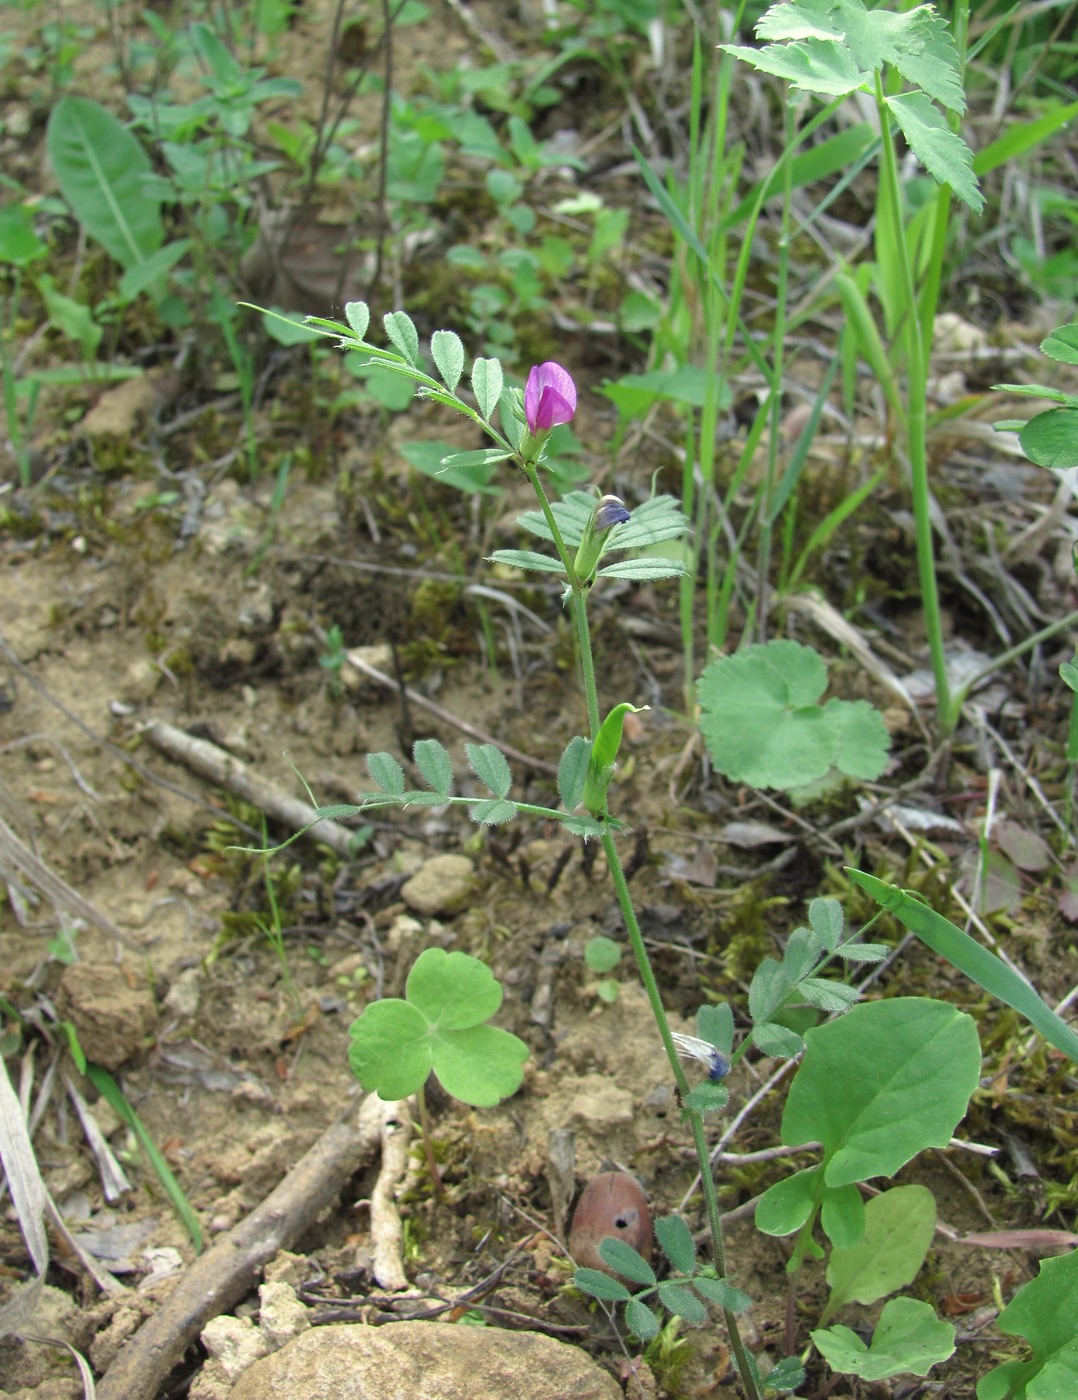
246, 302, 1048, 1395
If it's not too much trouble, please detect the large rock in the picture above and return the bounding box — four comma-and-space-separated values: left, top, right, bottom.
228, 1321, 622, 1400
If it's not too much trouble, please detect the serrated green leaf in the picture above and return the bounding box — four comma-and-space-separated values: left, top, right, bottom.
654, 1215, 696, 1275
466, 743, 512, 798
383, 310, 419, 365
472, 357, 503, 421
345, 301, 370, 341
723, 38, 868, 96
557, 736, 591, 812
1041, 324, 1078, 367
430, 328, 465, 392
574, 1267, 630, 1302
413, 738, 453, 794
367, 751, 405, 797
886, 90, 983, 214
489, 549, 567, 575
658, 1281, 707, 1324
598, 1237, 657, 1286
468, 798, 518, 825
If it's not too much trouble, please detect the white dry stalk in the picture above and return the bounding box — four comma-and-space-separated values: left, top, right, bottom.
357, 1093, 414, 1291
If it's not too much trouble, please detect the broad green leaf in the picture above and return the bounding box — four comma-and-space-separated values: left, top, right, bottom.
654, 1215, 696, 1275
46, 96, 163, 269
756, 1166, 821, 1237
749, 958, 796, 1025
756, 0, 842, 44
433, 1024, 529, 1105
466, 743, 512, 798
824, 1186, 935, 1316
383, 310, 419, 364
367, 751, 405, 796
813, 1297, 955, 1381
431, 328, 465, 392
780, 998, 980, 1187
345, 300, 370, 340
846, 872, 1078, 1065
0, 204, 47, 267
406, 947, 500, 1028
413, 738, 453, 794
1019, 408, 1078, 470
598, 1238, 657, 1287
809, 896, 845, 949
856, 3, 964, 113
820, 1182, 865, 1250
471, 357, 503, 421
978, 1251, 1078, 1400
698, 640, 890, 790
885, 91, 983, 214
557, 736, 591, 811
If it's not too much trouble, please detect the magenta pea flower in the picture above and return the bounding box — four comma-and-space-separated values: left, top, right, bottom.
524, 362, 577, 433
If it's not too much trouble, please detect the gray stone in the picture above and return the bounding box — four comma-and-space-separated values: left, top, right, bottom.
400, 855, 476, 917
228, 1320, 622, 1400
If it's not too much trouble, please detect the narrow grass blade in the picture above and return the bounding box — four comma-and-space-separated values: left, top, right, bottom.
86, 1064, 203, 1252
847, 871, 1078, 1064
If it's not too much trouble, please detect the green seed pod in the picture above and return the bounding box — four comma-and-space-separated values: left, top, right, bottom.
582, 702, 647, 816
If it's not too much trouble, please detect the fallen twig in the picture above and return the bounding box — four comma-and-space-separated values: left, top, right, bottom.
140, 719, 357, 857
96, 1109, 378, 1400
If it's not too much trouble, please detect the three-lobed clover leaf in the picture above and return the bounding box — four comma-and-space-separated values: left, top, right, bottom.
698, 639, 890, 791
348, 947, 529, 1108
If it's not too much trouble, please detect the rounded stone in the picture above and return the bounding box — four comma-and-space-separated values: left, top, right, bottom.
400, 854, 476, 917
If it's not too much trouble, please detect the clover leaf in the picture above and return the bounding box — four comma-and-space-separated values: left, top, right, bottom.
348, 947, 529, 1108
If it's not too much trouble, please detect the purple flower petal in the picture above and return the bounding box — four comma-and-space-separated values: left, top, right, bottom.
594, 495, 630, 531
525, 362, 578, 433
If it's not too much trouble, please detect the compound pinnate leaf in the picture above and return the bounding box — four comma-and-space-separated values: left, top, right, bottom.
886, 91, 983, 214
625, 1298, 660, 1341
812, 1297, 955, 1381
349, 948, 529, 1108
574, 1268, 630, 1302
658, 1281, 707, 1325
598, 1238, 657, 1287
468, 797, 517, 826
